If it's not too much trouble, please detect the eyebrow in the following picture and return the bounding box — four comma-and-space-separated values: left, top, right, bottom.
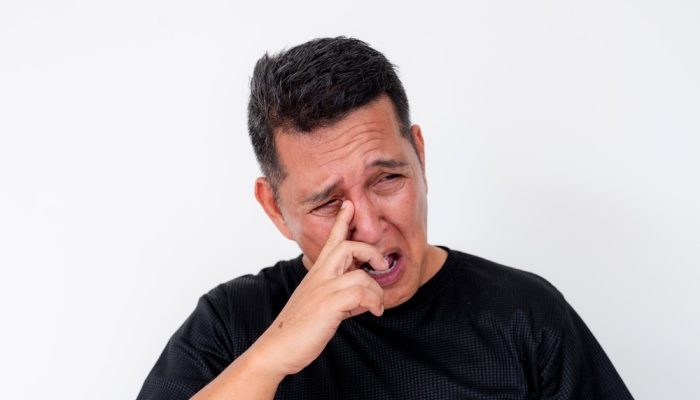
369, 158, 408, 169
301, 158, 409, 205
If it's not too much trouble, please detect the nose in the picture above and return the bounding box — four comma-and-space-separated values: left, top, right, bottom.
348, 197, 384, 245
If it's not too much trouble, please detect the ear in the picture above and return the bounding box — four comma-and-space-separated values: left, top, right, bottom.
410, 124, 428, 191
410, 124, 426, 169
254, 177, 294, 240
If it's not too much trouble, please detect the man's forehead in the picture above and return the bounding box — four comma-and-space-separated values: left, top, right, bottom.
275, 130, 399, 175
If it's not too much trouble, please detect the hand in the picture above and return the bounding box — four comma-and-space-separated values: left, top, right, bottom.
251, 200, 388, 378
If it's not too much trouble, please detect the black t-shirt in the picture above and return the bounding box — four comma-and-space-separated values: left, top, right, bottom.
137, 248, 633, 399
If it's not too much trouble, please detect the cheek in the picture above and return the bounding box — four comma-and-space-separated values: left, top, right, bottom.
383, 185, 427, 234
298, 218, 335, 249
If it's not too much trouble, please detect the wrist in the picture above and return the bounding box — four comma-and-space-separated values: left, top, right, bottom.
242, 338, 289, 384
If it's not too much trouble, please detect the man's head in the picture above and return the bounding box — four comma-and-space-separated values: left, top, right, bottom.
248, 37, 445, 308
248, 37, 415, 195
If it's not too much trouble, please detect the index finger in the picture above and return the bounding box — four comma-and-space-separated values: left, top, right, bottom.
324, 200, 354, 248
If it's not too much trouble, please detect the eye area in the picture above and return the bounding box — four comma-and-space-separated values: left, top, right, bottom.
375, 173, 406, 192
381, 173, 403, 182
309, 174, 406, 217
311, 198, 343, 216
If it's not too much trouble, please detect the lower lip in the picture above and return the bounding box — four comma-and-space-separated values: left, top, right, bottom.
369, 254, 404, 287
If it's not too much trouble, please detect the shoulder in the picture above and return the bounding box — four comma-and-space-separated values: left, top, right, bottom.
440, 250, 632, 398
205, 255, 304, 313
196, 256, 305, 348
207, 256, 302, 301
445, 249, 568, 328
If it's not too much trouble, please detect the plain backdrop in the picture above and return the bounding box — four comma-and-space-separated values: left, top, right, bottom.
1, 1, 698, 398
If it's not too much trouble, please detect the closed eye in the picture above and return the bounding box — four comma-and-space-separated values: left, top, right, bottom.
311, 199, 343, 216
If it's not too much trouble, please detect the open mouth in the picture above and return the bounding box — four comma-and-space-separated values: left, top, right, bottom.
361, 252, 399, 276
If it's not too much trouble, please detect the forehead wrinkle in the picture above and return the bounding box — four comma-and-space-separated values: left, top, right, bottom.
313, 119, 386, 155
316, 135, 385, 170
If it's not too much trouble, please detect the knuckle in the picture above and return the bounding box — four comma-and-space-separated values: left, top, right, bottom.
337, 241, 351, 254
347, 269, 367, 280
361, 273, 380, 287
349, 286, 365, 302
367, 292, 382, 308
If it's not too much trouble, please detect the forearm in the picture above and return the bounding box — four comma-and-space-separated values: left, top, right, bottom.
191, 343, 284, 400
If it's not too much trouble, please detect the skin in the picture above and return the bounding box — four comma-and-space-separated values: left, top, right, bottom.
192, 94, 447, 399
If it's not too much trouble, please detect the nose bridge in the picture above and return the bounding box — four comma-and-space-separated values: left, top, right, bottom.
349, 192, 383, 245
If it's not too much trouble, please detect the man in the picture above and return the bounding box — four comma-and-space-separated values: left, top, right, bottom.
138, 37, 633, 399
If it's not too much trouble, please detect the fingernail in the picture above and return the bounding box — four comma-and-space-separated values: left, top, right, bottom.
341, 201, 348, 209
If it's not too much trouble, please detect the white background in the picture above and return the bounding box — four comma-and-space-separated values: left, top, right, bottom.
1, 1, 698, 398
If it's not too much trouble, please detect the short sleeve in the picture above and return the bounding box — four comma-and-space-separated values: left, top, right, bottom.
538, 302, 634, 399
136, 295, 234, 400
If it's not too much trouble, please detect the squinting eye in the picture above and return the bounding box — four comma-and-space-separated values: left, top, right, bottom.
312, 199, 342, 216
374, 173, 406, 193
379, 173, 404, 185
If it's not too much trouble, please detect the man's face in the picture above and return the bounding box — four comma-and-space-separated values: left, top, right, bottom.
258, 95, 443, 308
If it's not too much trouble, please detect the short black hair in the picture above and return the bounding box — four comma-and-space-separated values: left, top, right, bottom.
247, 37, 413, 192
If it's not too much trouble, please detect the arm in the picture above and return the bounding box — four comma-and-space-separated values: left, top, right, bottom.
190, 200, 387, 399
189, 343, 283, 399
